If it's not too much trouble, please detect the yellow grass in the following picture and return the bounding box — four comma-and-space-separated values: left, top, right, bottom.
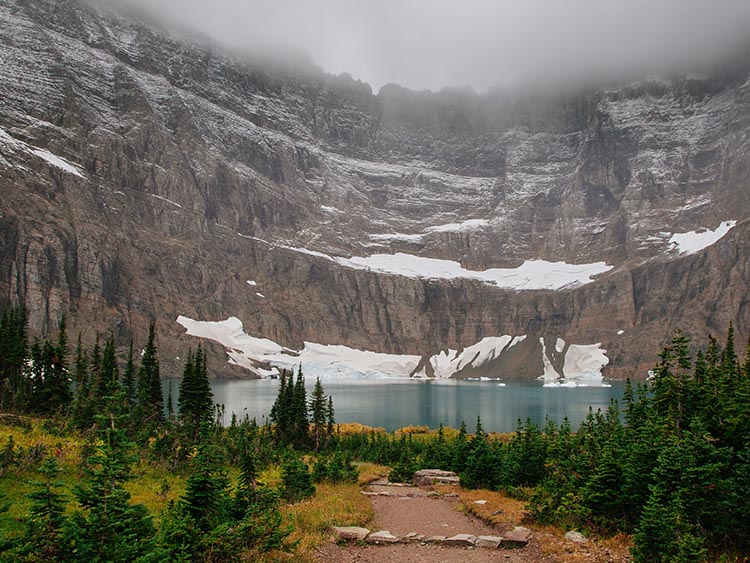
445, 484, 633, 563
335, 422, 385, 435
355, 461, 389, 484
282, 481, 373, 559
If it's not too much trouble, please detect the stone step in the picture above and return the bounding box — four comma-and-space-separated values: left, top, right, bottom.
330, 525, 533, 548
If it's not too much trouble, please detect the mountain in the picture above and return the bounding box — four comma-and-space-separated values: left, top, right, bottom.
1, 0, 749, 381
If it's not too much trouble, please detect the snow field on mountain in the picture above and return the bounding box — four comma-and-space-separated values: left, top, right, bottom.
668, 220, 737, 255
177, 316, 609, 383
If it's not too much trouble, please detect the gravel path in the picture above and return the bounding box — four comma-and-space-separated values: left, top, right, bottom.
315, 482, 548, 563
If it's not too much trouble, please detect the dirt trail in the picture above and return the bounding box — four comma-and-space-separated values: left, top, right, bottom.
315, 481, 547, 563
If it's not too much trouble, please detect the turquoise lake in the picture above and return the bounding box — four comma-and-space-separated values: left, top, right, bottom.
173, 378, 628, 433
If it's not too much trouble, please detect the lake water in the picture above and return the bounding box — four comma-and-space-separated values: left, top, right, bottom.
167, 378, 626, 433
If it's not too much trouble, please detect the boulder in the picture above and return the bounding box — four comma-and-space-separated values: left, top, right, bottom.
331, 526, 370, 542
500, 526, 532, 548
366, 530, 400, 544
444, 534, 477, 547
476, 535, 503, 549
564, 530, 588, 544
413, 469, 461, 486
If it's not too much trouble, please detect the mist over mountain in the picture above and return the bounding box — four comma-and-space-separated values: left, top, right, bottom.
1, 0, 749, 380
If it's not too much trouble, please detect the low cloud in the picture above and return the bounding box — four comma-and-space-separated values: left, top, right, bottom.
97, 0, 750, 92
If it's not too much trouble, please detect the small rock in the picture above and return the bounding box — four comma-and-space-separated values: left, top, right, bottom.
366, 530, 400, 545
476, 535, 503, 549
564, 530, 588, 544
402, 532, 425, 543
444, 534, 477, 547
500, 526, 532, 548
491, 509, 504, 516
473, 499, 488, 505
331, 526, 370, 542
413, 469, 461, 486
426, 491, 440, 498
423, 535, 446, 544
444, 492, 459, 498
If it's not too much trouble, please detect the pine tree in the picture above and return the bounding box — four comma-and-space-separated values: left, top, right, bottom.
179, 444, 227, 532
280, 454, 315, 503
327, 395, 336, 436
121, 339, 136, 408
178, 345, 214, 438
291, 367, 309, 448
71, 335, 93, 430
8, 456, 70, 562
308, 377, 327, 451
137, 322, 163, 425
69, 386, 154, 562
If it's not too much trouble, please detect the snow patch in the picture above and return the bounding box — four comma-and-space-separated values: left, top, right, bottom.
369, 233, 424, 243
29, 148, 84, 178
177, 315, 420, 378
424, 219, 490, 234
617, 330, 624, 335
338, 253, 611, 291
668, 221, 736, 255
555, 337, 565, 353
149, 194, 183, 208
563, 343, 610, 382
539, 338, 563, 381
246, 280, 257, 286
0, 127, 84, 178
177, 316, 609, 382
255, 292, 265, 298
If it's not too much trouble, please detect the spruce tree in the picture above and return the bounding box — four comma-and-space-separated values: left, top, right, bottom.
137, 322, 163, 425
292, 367, 309, 448
178, 345, 214, 438
326, 395, 336, 436
309, 377, 327, 451
70, 385, 154, 562
122, 338, 136, 408
8, 456, 70, 562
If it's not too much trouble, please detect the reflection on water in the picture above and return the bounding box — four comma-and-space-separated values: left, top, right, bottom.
169, 378, 626, 433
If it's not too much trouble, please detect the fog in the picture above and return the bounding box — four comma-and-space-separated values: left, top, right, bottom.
97, 0, 750, 92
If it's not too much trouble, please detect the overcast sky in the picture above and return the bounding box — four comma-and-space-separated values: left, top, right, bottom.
101, 0, 750, 92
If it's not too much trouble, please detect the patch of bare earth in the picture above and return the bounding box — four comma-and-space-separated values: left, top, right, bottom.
314, 481, 549, 563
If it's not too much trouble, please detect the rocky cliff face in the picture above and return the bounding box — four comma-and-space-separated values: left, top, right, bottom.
1, 0, 748, 379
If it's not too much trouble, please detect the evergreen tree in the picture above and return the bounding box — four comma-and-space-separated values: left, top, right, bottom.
69, 386, 154, 562
326, 395, 336, 436
280, 454, 315, 503
122, 339, 136, 408
137, 322, 163, 425
178, 346, 214, 438
71, 335, 93, 430
0, 306, 28, 410
269, 370, 295, 444
308, 377, 327, 451
291, 367, 309, 448
179, 444, 228, 532
451, 420, 470, 473
6, 456, 70, 562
